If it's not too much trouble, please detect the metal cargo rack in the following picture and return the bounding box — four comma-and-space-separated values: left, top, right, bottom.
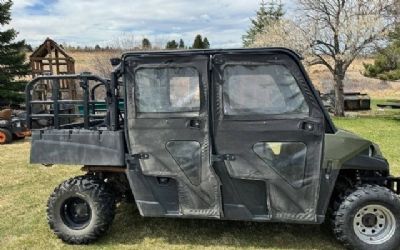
26, 73, 125, 166
25, 73, 121, 130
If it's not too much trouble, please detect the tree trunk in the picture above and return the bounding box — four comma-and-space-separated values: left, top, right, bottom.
334, 75, 345, 117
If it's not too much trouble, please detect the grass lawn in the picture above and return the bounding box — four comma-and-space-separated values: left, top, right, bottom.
1, 116, 399, 250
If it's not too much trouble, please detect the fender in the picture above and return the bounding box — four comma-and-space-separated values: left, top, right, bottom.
342, 154, 389, 173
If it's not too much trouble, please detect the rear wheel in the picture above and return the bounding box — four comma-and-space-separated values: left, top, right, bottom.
332, 185, 400, 250
0, 128, 12, 144
47, 175, 116, 244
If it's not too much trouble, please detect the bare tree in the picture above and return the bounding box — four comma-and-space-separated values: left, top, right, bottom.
298, 0, 398, 116
91, 51, 120, 78
252, 19, 311, 56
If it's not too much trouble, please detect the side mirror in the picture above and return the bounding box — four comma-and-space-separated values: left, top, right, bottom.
110, 58, 121, 67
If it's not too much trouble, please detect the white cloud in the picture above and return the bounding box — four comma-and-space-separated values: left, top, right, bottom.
10, 0, 293, 48
12, 0, 38, 10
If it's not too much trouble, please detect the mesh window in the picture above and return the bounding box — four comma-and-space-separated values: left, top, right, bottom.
253, 142, 307, 188
135, 67, 200, 114
166, 141, 202, 186
223, 65, 309, 116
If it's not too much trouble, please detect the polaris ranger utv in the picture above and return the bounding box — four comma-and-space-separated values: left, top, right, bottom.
26, 48, 400, 250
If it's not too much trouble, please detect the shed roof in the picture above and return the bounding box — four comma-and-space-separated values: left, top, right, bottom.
30, 38, 74, 62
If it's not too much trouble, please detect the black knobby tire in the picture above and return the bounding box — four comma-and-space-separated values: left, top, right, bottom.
47, 175, 116, 244
0, 128, 12, 144
332, 184, 400, 250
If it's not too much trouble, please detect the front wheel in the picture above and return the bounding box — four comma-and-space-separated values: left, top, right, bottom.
47, 175, 116, 244
332, 184, 400, 250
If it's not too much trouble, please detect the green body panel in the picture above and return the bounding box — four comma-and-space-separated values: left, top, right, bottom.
316, 129, 388, 217
323, 129, 373, 170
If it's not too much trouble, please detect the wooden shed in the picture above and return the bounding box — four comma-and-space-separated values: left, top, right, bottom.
30, 38, 77, 100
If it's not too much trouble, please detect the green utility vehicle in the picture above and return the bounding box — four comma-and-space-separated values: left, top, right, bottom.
26, 48, 400, 250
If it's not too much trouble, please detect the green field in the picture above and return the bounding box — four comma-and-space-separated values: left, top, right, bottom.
1, 116, 399, 250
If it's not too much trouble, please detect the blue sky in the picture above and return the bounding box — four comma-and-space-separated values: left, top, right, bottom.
10, 0, 294, 48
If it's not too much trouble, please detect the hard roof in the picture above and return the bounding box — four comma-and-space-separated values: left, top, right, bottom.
122, 47, 302, 61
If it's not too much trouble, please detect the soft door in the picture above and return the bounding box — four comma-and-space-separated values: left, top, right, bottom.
212, 53, 324, 222
125, 54, 221, 218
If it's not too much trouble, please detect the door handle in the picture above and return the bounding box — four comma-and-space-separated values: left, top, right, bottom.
301, 121, 318, 132
188, 119, 201, 129
302, 122, 315, 131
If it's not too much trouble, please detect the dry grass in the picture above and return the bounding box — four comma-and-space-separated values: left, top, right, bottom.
71, 51, 120, 78
307, 59, 400, 99
1, 117, 400, 250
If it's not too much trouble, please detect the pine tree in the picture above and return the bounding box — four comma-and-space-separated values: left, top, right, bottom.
25, 44, 33, 52
192, 34, 204, 49
179, 39, 185, 49
364, 26, 400, 80
165, 40, 179, 50
142, 38, 151, 50
203, 37, 210, 49
0, 0, 30, 106
242, 0, 285, 47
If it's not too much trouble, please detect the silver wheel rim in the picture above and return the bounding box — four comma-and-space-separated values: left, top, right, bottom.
353, 204, 396, 245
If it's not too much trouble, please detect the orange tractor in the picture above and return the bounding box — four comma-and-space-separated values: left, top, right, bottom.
0, 109, 30, 144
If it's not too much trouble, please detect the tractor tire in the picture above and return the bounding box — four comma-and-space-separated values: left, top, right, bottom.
47, 175, 116, 244
332, 184, 400, 250
0, 128, 12, 144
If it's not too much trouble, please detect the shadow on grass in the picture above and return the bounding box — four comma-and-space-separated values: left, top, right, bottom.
95, 203, 343, 249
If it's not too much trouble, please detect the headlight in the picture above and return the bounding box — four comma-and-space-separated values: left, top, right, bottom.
0, 120, 8, 125
362, 144, 378, 157
14, 121, 21, 128
365, 144, 383, 157
372, 143, 382, 157
368, 145, 374, 157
